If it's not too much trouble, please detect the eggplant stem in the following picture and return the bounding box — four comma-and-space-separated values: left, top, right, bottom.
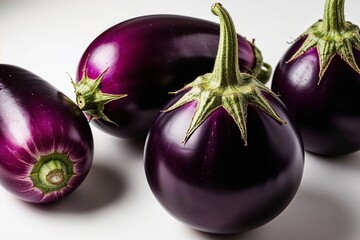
163, 3, 284, 145
287, 0, 360, 81
211, 2, 241, 87
251, 40, 272, 85
323, 0, 345, 32
72, 66, 127, 125
256, 62, 272, 85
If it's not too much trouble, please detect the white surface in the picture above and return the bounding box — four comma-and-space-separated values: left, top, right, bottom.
1, 0, 360, 239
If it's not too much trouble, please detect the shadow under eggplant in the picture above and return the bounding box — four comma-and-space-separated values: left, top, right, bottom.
25, 162, 127, 214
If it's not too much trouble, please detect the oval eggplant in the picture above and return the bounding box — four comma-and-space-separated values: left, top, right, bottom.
0, 64, 94, 203
144, 3, 304, 234
72, 13, 271, 139
271, 0, 360, 155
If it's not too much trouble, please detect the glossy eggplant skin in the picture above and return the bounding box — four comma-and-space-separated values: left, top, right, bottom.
76, 14, 257, 139
271, 37, 360, 155
144, 91, 304, 234
0, 64, 93, 203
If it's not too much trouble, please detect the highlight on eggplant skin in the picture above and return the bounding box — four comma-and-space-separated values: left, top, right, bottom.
0, 64, 94, 203
72, 14, 270, 140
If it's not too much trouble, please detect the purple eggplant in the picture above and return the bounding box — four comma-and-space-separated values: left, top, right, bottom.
271, 0, 360, 155
72, 12, 271, 139
0, 64, 93, 203
144, 3, 304, 234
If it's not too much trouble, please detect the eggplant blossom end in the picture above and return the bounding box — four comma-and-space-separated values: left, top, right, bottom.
30, 152, 74, 194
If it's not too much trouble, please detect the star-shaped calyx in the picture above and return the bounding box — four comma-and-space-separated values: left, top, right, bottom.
287, 0, 360, 82
71, 63, 127, 125
163, 3, 286, 145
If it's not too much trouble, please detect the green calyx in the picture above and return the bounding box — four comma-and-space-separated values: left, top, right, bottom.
287, 0, 360, 82
30, 152, 74, 194
164, 2, 286, 145
71, 64, 127, 125
251, 42, 273, 85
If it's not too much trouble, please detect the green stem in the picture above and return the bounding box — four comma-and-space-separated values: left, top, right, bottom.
323, 0, 346, 32
287, 0, 360, 80
71, 67, 127, 126
163, 3, 284, 145
211, 3, 241, 87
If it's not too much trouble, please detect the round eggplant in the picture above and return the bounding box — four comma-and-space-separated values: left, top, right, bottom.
72, 13, 271, 139
144, 3, 304, 234
271, 0, 360, 155
0, 64, 94, 203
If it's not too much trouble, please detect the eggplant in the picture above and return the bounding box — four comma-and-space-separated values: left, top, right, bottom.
72, 12, 271, 139
271, 0, 360, 155
0, 64, 94, 203
144, 3, 304, 234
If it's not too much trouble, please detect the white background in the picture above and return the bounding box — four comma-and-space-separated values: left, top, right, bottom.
1, 0, 360, 239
